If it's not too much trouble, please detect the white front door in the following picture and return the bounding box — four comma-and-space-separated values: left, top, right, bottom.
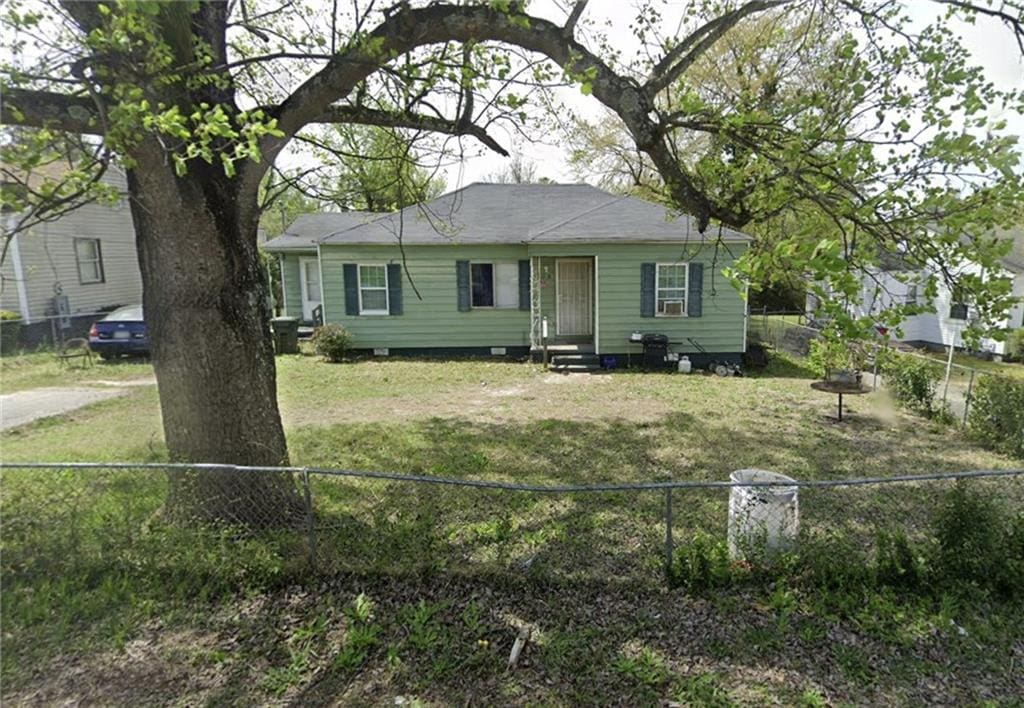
299, 257, 322, 321
556, 259, 593, 336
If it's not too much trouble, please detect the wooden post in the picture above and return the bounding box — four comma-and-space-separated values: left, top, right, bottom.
963, 369, 975, 426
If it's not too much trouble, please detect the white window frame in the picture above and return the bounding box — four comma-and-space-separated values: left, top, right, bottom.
655, 262, 689, 318
74, 237, 105, 285
357, 263, 390, 316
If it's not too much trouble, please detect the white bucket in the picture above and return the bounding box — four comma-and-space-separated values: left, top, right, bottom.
727, 469, 799, 559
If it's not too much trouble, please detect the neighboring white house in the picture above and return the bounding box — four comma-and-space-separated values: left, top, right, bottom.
810, 230, 1024, 355
1, 165, 141, 345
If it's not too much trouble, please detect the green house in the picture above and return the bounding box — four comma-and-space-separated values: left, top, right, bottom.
263, 183, 752, 367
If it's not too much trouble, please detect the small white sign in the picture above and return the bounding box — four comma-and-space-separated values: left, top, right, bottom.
373, 348, 390, 356
490, 347, 507, 355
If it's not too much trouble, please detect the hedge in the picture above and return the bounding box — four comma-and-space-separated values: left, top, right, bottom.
967, 375, 1024, 459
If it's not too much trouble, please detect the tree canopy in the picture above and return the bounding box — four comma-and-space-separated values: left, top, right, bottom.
1, 1, 1022, 497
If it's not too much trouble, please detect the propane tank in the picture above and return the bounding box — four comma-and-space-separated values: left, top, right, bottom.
677, 356, 692, 374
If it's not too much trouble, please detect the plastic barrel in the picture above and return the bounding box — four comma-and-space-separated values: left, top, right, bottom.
727, 469, 799, 559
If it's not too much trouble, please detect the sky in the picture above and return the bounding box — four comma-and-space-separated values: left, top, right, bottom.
441, 0, 1024, 191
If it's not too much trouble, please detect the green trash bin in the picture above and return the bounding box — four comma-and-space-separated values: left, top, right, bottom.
270, 317, 299, 355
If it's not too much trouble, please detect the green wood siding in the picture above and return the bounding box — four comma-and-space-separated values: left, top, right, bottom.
320, 245, 531, 349
319, 242, 747, 353
278, 253, 307, 319
528, 243, 748, 354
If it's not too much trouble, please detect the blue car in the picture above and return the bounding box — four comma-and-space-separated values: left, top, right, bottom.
88, 305, 149, 359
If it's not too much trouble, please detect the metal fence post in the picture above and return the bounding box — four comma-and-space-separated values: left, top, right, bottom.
963, 369, 976, 426
301, 468, 317, 571
664, 488, 674, 578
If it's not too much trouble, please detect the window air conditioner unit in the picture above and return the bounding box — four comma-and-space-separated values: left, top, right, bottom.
662, 300, 684, 316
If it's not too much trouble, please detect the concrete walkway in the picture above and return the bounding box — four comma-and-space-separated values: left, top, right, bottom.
0, 387, 128, 431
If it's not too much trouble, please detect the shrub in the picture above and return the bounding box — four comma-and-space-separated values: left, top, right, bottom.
669, 533, 735, 589
875, 530, 924, 590
931, 482, 1022, 595
1004, 328, 1024, 362
0, 310, 22, 321
882, 353, 941, 417
967, 375, 1024, 459
311, 324, 352, 362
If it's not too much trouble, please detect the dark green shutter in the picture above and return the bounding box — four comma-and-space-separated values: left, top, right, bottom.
343, 263, 359, 316
640, 262, 655, 317
387, 263, 403, 315
687, 262, 703, 317
456, 260, 471, 311
518, 260, 530, 311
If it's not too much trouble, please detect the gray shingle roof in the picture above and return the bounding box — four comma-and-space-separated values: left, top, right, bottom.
261, 211, 376, 251
315, 183, 752, 246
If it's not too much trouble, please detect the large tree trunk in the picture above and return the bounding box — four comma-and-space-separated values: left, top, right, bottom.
127, 145, 303, 528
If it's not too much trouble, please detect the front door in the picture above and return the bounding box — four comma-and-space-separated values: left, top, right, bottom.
299, 257, 322, 321
556, 259, 593, 336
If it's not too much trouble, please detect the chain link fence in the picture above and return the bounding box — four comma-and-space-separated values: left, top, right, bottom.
747, 311, 821, 357
3, 462, 1022, 590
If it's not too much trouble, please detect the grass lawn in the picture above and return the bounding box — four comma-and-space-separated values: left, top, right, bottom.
2, 351, 1022, 706
0, 350, 155, 393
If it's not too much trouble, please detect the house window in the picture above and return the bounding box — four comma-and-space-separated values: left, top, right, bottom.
358, 264, 389, 315
471, 262, 519, 308
905, 284, 918, 305
656, 263, 688, 316
74, 238, 105, 284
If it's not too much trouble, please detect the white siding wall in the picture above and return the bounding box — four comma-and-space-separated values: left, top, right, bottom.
2, 170, 140, 322
852, 263, 1021, 355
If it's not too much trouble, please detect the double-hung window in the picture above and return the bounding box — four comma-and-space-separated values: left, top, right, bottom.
75, 238, 105, 284
471, 262, 519, 308
358, 264, 389, 315
655, 263, 688, 316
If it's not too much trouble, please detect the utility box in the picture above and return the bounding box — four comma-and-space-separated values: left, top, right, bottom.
270, 317, 299, 355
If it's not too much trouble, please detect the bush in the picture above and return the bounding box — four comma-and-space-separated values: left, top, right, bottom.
311, 324, 352, 362
932, 482, 1022, 596
669, 533, 735, 590
881, 352, 942, 417
1003, 328, 1024, 363
967, 375, 1024, 459
0, 309, 22, 356
875, 530, 924, 590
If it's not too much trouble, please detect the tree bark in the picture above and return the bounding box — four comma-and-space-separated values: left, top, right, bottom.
126, 142, 303, 528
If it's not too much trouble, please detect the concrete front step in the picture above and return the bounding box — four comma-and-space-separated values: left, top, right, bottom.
549, 353, 603, 374
550, 363, 604, 374
550, 353, 601, 366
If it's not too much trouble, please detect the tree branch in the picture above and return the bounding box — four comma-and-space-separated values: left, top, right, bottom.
1, 87, 102, 135
645, 0, 790, 97
563, 0, 589, 37
314, 105, 509, 156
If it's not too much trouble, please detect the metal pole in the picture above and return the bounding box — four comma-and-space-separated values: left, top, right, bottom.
664, 488, 674, 577
963, 369, 975, 426
301, 469, 317, 570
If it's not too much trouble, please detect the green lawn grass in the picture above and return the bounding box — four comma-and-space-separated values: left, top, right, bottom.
0, 350, 155, 392
2, 351, 1022, 705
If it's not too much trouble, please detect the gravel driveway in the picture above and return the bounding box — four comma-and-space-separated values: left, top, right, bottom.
0, 387, 128, 431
